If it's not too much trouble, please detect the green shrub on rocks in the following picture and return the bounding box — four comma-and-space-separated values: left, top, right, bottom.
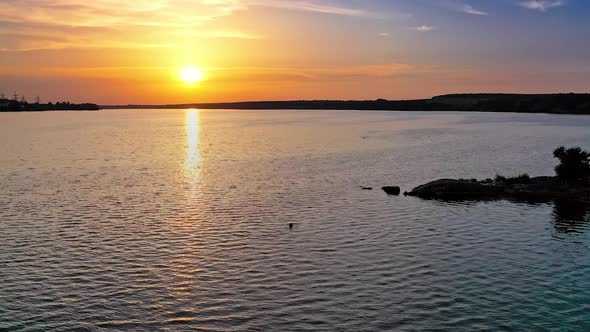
553, 146, 590, 183
495, 174, 531, 186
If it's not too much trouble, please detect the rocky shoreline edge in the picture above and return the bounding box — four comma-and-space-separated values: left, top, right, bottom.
399, 176, 590, 203
379, 146, 590, 204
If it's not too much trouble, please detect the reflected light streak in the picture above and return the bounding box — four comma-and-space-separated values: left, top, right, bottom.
184, 109, 201, 183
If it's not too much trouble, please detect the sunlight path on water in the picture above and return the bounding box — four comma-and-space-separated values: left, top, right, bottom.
184, 109, 201, 185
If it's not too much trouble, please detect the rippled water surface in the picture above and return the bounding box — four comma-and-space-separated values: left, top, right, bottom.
2, 109, 590, 331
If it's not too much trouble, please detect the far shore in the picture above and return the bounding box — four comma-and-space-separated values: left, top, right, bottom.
3, 93, 589, 114
0, 99, 99, 112
101, 93, 590, 115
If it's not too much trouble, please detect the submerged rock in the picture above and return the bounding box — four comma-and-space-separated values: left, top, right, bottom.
382, 186, 401, 196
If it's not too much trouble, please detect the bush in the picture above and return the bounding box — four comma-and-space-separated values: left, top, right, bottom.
554, 146, 590, 182
495, 175, 507, 183
495, 173, 531, 186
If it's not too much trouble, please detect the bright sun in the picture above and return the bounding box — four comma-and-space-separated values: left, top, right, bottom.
179, 65, 205, 84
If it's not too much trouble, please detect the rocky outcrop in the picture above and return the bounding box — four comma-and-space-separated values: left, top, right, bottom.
405, 177, 590, 203
405, 179, 502, 199
382, 186, 401, 196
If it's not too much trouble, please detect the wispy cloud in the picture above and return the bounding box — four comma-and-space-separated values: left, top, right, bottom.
415, 25, 435, 32
250, 0, 375, 17
176, 30, 263, 39
0, 0, 380, 51
206, 63, 443, 82
462, 4, 488, 15
519, 1, 564, 11
0, 62, 442, 82
0, 1, 242, 28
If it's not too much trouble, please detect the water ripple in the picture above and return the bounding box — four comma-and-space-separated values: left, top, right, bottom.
1, 110, 590, 330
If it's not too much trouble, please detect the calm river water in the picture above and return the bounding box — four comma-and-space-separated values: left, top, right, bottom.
1, 109, 590, 331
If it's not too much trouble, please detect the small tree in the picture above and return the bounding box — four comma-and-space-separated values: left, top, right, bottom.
553, 146, 590, 183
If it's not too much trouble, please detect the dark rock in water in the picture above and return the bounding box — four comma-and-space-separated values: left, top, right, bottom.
406, 179, 502, 199
382, 186, 401, 196
289, 223, 294, 230
361, 187, 373, 190
406, 176, 590, 203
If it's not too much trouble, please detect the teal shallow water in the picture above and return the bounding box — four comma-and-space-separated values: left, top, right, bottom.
1, 110, 590, 331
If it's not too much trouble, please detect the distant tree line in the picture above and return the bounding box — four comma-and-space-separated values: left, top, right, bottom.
103, 93, 590, 115
0, 96, 99, 112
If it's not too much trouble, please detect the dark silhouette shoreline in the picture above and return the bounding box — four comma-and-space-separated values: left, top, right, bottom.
404, 177, 590, 204
0, 99, 99, 112
102, 93, 590, 115
3, 93, 589, 114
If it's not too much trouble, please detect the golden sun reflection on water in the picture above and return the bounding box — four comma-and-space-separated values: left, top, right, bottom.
184, 109, 201, 183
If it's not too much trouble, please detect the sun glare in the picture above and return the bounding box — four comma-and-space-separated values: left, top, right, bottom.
179, 65, 205, 84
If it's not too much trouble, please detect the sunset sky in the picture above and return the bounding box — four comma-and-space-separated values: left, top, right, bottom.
1, 0, 589, 104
